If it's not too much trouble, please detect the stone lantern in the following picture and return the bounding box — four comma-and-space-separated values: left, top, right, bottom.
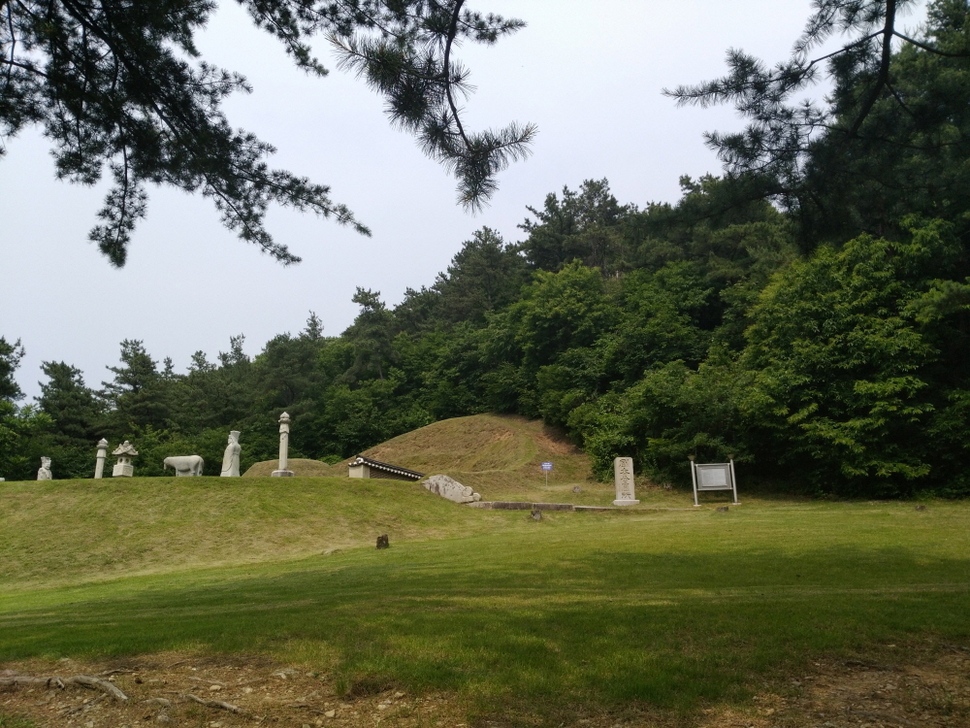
112, 440, 139, 477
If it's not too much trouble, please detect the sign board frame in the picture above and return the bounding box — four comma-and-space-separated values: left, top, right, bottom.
690, 459, 739, 507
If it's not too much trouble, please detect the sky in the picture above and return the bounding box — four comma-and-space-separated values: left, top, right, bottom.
1, 1, 929, 401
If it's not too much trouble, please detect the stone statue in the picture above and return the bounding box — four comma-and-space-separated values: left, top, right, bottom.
37, 456, 52, 480
163, 455, 205, 476
423, 474, 481, 503
220, 430, 241, 477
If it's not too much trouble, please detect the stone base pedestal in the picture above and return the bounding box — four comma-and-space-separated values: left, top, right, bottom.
112, 463, 134, 477
271, 470, 294, 478
612, 498, 640, 506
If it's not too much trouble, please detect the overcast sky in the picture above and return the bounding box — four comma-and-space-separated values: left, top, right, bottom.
1, 1, 928, 401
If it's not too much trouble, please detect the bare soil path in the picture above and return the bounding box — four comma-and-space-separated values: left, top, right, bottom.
3, 643, 968, 727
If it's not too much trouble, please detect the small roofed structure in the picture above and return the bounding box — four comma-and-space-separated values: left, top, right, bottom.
348, 456, 423, 481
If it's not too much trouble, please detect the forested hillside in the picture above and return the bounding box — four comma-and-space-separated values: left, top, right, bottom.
2, 1, 969, 497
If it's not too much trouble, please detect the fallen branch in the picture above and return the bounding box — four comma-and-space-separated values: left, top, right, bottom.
185, 693, 245, 714
69, 674, 130, 701
0, 675, 66, 690
0, 674, 128, 701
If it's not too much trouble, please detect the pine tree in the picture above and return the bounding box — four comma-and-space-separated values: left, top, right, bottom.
0, 1, 534, 266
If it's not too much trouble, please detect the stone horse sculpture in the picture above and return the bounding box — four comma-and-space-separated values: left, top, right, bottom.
163, 455, 205, 477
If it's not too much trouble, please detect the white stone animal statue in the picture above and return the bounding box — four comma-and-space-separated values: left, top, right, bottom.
163, 455, 205, 477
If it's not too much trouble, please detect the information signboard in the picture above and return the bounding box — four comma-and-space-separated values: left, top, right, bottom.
690, 459, 739, 507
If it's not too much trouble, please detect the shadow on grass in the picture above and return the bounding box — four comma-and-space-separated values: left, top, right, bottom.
2, 539, 969, 720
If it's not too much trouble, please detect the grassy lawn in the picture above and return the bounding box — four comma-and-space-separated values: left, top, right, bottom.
1, 474, 969, 724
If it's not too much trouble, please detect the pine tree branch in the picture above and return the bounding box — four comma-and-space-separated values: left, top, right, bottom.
845, 0, 896, 139
892, 30, 970, 57
442, 0, 472, 148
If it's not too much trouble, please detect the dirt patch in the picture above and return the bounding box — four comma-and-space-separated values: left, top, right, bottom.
0, 652, 467, 728
695, 643, 970, 728
534, 431, 577, 457
2, 644, 968, 727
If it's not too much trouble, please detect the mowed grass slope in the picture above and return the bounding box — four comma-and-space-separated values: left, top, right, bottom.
0, 475, 521, 588
1, 496, 969, 721
1, 414, 969, 723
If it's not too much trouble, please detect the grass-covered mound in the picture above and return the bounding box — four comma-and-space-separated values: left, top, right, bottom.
360, 413, 615, 504
361, 414, 584, 474
245, 414, 616, 504
242, 457, 341, 477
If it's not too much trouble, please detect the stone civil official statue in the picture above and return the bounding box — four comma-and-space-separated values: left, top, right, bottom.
221, 430, 241, 477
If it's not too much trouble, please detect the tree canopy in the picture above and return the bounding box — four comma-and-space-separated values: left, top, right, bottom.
666, 0, 970, 248
0, 0, 534, 266
3, 1, 970, 497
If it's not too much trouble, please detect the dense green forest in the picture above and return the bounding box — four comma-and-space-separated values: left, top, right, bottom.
3, 1, 969, 496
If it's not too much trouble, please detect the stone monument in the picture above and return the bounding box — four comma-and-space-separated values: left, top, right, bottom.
112, 440, 138, 477
94, 438, 108, 479
221, 430, 241, 477
271, 412, 294, 477
423, 474, 482, 503
37, 456, 52, 480
612, 456, 640, 506
163, 455, 205, 476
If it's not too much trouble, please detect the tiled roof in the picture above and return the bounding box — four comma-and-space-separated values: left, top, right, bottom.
349, 456, 424, 480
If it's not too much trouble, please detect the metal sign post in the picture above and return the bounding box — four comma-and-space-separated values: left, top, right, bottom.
541, 461, 553, 486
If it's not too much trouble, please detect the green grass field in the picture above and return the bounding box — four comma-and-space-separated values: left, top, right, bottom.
2, 476, 969, 724
1, 417, 969, 725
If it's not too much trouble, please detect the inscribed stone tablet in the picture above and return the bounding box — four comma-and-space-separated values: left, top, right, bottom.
613, 457, 639, 505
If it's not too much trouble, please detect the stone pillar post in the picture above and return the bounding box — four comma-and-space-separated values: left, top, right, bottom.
612, 456, 640, 506
271, 412, 294, 477
94, 438, 108, 479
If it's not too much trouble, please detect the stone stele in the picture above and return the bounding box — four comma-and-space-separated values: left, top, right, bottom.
612, 456, 640, 506
423, 474, 482, 504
